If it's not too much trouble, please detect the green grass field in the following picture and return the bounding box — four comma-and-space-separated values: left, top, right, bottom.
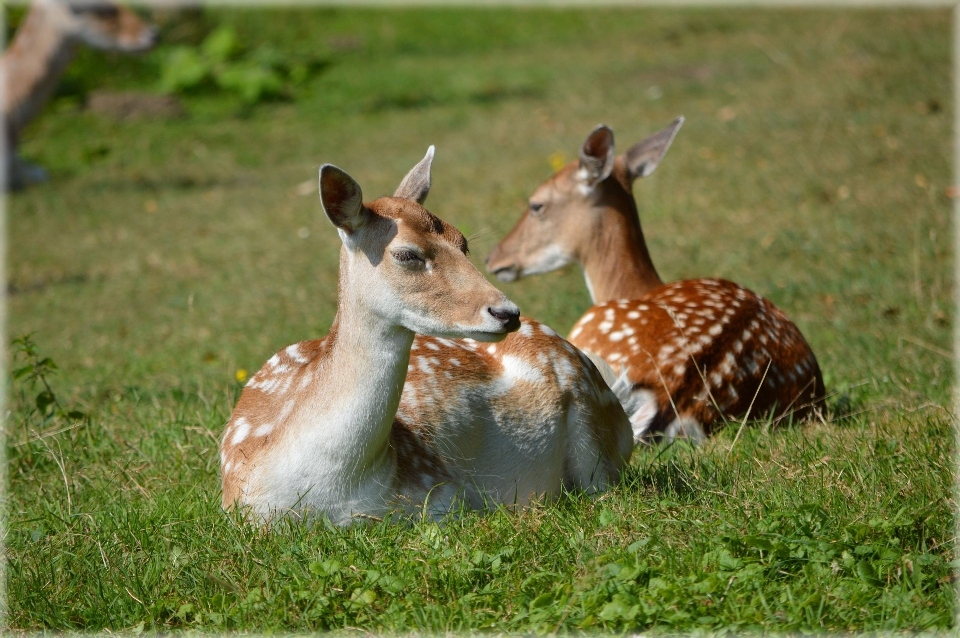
6, 6, 955, 631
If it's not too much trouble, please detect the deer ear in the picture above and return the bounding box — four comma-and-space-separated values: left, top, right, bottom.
625, 116, 684, 181
578, 125, 615, 186
319, 164, 367, 233
393, 145, 434, 204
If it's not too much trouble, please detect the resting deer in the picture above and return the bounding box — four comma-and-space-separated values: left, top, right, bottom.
486, 118, 824, 444
2, 0, 158, 190
221, 148, 633, 525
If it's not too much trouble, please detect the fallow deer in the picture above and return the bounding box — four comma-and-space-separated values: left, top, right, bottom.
221, 148, 633, 525
2, 0, 158, 190
486, 118, 824, 444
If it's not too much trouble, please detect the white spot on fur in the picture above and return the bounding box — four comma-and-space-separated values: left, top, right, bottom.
285, 344, 308, 363
501, 355, 545, 383
255, 422, 275, 437
540, 324, 557, 337
599, 321, 614, 332
231, 418, 251, 445
719, 352, 736, 376
556, 357, 577, 390
708, 324, 723, 336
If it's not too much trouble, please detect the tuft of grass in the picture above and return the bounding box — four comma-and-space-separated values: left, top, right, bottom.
6, 6, 954, 632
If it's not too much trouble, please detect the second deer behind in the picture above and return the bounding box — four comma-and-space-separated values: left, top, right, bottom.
486, 119, 824, 444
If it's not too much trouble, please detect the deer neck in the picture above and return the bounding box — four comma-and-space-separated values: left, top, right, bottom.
2, 1, 77, 142
578, 192, 663, 304
309, 260, 415, 476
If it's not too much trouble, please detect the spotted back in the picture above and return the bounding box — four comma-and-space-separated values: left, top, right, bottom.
569, 278, 824, 442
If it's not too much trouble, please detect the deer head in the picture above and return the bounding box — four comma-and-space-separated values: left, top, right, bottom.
46, 0, 158, 52
320, 147, 521, 342
486, 117, 684, 294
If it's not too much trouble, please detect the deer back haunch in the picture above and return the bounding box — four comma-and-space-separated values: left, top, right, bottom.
569, 279, 823, 443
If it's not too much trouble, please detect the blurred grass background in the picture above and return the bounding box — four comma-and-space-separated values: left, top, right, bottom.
5, 6, 954, 631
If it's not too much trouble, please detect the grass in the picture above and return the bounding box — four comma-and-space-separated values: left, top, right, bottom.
5, 6, 955, 632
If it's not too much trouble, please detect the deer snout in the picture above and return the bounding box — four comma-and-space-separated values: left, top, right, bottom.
487, 302, 521, 333
485, 252, 519, 283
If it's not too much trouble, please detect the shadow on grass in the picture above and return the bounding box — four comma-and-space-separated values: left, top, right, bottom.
365, 83, 544, 114
624, 441, 737, 503
85, 173, 253, 192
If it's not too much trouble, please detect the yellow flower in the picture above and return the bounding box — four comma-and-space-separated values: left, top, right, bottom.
235, 368, 248, 383
548, 151, 567, 172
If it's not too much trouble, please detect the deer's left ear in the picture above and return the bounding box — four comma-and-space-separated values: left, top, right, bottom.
393, 146, 434, 204
319, 164, 368, 234
578, 125, 616, 187
625, 116, 684, 181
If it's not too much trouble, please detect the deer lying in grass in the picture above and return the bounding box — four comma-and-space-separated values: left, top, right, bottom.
2, 0, 158, 190
486, 119, 824, 444
221, 148, 633, 525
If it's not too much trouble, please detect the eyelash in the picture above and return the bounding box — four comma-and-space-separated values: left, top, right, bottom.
394, 249, 424, 264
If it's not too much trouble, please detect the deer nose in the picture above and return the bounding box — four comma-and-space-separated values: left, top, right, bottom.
487, 304, 521, 332
487, 263, 519, 283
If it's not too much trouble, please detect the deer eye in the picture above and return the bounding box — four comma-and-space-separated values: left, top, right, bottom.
392, 249, 425, 267
529, 202, 545, 216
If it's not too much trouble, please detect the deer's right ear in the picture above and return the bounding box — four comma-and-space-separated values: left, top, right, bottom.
625, 116, 684, 181
393, 145, 434, 204
319, 164, 367, 234
578, 125, 616, 187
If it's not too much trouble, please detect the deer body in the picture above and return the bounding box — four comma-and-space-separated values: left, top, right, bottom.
2, 0, 157, 189
487, 119, 824, 443
221, 149, 632, 524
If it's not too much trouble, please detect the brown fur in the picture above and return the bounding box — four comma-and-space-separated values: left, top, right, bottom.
570, 279, 823, 439
488, 121, 825, 440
